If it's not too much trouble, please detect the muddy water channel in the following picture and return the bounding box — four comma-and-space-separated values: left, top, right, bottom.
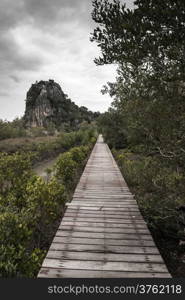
33, 157, 58, 181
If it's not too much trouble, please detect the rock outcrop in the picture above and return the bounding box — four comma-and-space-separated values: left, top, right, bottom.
24, 80, 66, 128
24, 79, 99, 129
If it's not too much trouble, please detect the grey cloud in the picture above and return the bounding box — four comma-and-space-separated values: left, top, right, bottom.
0, 91, 9, 97
0, 0, 25, 31
0, 0, 133, 33
0, 0, 91, 76
0, 0, 91, 41
0, 32, 44, 73
11, 54, 44, 71
0, 0, 133, 121
24, 0, 88, 16
21, 0, 90, 29
25, 0, 92, 32
10, 75, 21, 83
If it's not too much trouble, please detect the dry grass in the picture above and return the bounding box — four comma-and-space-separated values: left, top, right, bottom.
0, 136, 57, 153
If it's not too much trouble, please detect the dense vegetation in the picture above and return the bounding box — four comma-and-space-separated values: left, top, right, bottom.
0, 118, 27, 140
0, 117, 58, 141
0, 128, 97, 277
0, 115, 99, 141
0, 123, 96, 161
91, 0, 185, 276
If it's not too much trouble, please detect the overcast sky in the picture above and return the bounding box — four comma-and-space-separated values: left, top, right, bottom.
0, 0, 134, 121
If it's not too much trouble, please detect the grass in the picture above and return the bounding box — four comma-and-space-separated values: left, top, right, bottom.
0, 136, 57, 153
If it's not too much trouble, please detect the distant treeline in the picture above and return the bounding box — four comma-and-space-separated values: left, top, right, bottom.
0, 123, 97, 161
0, 112, 100, 142
0, 118, 27, 140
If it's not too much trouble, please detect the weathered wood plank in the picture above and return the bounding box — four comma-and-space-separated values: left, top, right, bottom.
66, 209, 142, 216
75, 189, 130, 193
75, 192, 130, 194
65, 206, 141, 212
70, 202, 137, 206
38, 268, 171, 278
66, 202, 139, 207
73, 195, 134, 199
55, 230, 153, 240
45, 250, 163, 263
53, 236, 155, 247
64, 213, 143, 220
60, 225, 150, 234
50, 243, 160, 254
42, 259, 169, 273
64, 211, 143, 218
72, 199, 136, 202
60, 221, 147, 229
62, 216, 145, 224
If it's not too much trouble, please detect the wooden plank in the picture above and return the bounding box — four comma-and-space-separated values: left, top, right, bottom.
45, 250, 164, 263
64, 206, 141, 211
73, 196, 133, 198
66, 209, 142, 216
72, 201, 137, 205
72, 199, 136, 202
75, 193, 131, 195
75, 195, 133, 198
60, 221, 147, 228
55, 229, 153, 240
76, 186, 130, 188
42, 259, 169, 273
62, 216, 145, 224
66, 203, 139, 207
75, 188, 130, 191
38, 268, 170, 278
50, 243, 160, 254
64, 210, 142, 216
64, 213, 143, 219
53, 236, 155, 247
60, 225, 150, 234
64, 214, 143, 221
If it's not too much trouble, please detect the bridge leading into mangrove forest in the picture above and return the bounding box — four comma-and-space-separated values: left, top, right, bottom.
38, 135, 171, 278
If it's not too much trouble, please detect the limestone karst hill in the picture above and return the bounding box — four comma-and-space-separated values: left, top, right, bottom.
24, 79, 100, 129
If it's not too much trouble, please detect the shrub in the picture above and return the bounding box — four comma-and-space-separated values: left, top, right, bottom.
70, 146, 87, 163
0, 152, 35, 201
0, 244, 45, 278
0, 128, 97, 277
25, 176, 66, 227
55, 152, 78, 186
114, 149, 185, 275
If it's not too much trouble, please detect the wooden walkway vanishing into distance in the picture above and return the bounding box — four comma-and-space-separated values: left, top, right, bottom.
38, 135, 171, 278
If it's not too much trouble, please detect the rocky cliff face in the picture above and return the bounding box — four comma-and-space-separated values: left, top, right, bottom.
24, 79, 100, 129
24, 80, 66, 128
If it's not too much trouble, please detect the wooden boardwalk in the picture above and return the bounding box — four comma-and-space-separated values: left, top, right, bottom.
38, 135, 171, 278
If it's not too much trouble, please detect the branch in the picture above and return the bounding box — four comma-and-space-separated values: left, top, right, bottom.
157, 147, 175, 158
